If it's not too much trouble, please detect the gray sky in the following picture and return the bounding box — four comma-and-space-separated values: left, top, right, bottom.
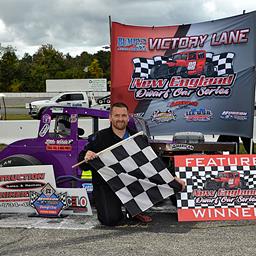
0, 0, 255, 58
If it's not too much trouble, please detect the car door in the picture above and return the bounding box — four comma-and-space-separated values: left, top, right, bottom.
57, 93, 85, 107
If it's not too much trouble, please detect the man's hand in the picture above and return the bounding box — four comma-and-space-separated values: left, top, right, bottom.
174, 177, 186, 191
84, 150, 97, 162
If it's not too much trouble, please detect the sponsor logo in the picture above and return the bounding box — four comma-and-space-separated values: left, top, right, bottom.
30, 183, 68, 217
170, 144, 194, 151
39, 124, 50, 137
151, 109, 176, 123
184, 108, 212, 122
220, 111, 248, 121
66, 195, 88, 212
129, 50, 237, 100
70, 114, 77, 123
45, 139, 73, 145
129, 75, 235, 100
192, 188, 256, 206
45, 139, 73, 151
82, 183, 93, 193
117, 37, 147, 51
1, 181, 45, 190
132, 112, 145, 118
169, 100, 198, 108
42, 114, 51, 124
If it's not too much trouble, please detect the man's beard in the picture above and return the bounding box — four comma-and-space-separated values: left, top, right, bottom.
113, 121, 126, 130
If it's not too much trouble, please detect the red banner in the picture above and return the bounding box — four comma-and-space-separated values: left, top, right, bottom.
111, 12, 256, 137
175, 154, 256, 221
178, 207, 256, 221
175, 154, 256, 167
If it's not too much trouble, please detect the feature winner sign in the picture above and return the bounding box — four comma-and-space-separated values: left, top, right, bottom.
111, 11, 256, 137
175, 155, 256, 221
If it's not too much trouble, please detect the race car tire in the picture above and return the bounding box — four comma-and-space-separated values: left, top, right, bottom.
0, 154, 42, 167
150, 64, 169, 79
205, 180, 219, 190
106, 99, 110, 104
98, 99, 103, 105
240, 179, 247, 189
179, 67, 188, 78
224, 183, 230, 189
204, 63, 215, 77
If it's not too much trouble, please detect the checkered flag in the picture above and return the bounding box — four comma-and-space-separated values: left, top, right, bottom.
209, 52, 235, 76
192, 175, 207, 189
132, 58, 155, 78
132, 56, 169, 79
192, 174, 216, 189
153, 56, 169, 65
243, 175, 256, 189
29, 191, 40, 207
89, 132, 181, 217
58, 192, 68, 209
206, 52, 214, 63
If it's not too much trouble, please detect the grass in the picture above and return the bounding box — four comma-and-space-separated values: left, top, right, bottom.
239, 143, 256, 154
5, 114, 33, 120
0, 144, 6, 151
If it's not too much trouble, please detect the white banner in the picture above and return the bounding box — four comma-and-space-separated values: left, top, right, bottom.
0, 165, 56, 213
0, 165, 92, 215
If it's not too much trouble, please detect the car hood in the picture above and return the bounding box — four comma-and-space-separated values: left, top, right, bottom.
31, 100, 53, 105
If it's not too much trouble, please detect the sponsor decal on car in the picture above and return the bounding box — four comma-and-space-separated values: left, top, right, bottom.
39, 124, 50, 137
70, 114, 77, 123
45, 139, 73, 151
42, 114, 51, 124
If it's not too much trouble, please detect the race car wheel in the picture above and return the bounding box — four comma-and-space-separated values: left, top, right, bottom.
205, 180, 219, 190
224, 183, 230, 189
0, 154, 42, 167
240, 179, 247, 189
204, 63, 215, 77
150, 64, 169, 79
179, 67, 188, 78
106, 99, 110, 104
98, 99, 103, 105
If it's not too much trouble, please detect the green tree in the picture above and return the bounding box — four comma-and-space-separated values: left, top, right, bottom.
30, 44, 66, 91
93, 50, 110, 80
17, 53, 33, 92
0, 44, 112, 92
0, 49, 19, 91
87, 58, 103, 78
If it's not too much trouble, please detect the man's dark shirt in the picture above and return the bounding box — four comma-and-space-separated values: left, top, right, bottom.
78, 126, 136, 186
